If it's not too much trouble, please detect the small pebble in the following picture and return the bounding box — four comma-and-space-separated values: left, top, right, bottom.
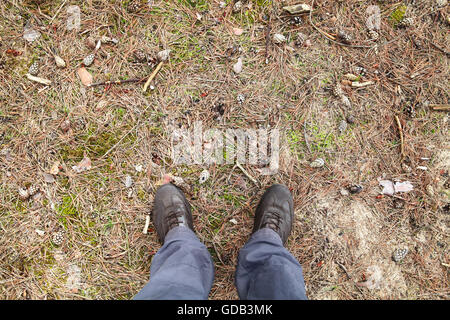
85, 37, 96, 50
341, 95, 351, 108
43, 173, 55, 183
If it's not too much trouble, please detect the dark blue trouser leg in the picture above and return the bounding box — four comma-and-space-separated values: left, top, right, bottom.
134, 226, 214, 300
235, 228, 307, 300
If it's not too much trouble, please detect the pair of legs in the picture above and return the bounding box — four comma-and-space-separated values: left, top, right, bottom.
134, 184, 307, 300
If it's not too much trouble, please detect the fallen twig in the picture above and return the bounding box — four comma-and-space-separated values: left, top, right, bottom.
88, 78, 145, 87
143, 61, 163, 92
264, 21, 271, 64
303, 121, 311, 153
49, 0, 67, 25
430, 41, 450, 57
309, 0, 373, 49
394, 115, 406, 162
351, 81, 375, 88
26, 73, 51, 85
142, 214, 150, 234
429, 104, 450, 111
236, 161, 259, 186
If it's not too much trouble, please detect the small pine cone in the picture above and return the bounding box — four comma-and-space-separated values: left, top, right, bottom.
83, 53, 95, 67
18, 188, 29, 200
338, 119, 347, 134
337, 30, 352, 44
133, 49, 147, 63
295, 32, 307, 47
27, 185, 39, 196
341, 95, 352, 108
233, 1, 242, 13
28, 61, 39, 75
399, 17, 414, 28
52, 231, 64, 246
60, 119, 71, 133
368, 30, 379, 40
348, 184, 363, 194
127, 1, 141, 13
354, 66, 366, 76
405, 103, 416, 118
346, 114, 355, 124
392, 248, 408, 262
237, 93, 245, 104
393, 198, 405, 209
443, 203, 449, 213
436, 0, 448, 8
333, 83, 343, 98
290, 16, 303, 25
401, 162, 412, 173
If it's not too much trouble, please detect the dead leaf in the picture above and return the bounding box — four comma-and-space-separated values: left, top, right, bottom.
379, 180, 394, 196
43, 172, 55, 183
394, 181, 413, 193
77, 67, 93, 86
72, 156, 92, 173
96, 100, 108, 110
233, 27, 244, 36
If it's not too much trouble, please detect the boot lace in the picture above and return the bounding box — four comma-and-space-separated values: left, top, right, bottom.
165, 208, 185, 229
262, 211, 282, 232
